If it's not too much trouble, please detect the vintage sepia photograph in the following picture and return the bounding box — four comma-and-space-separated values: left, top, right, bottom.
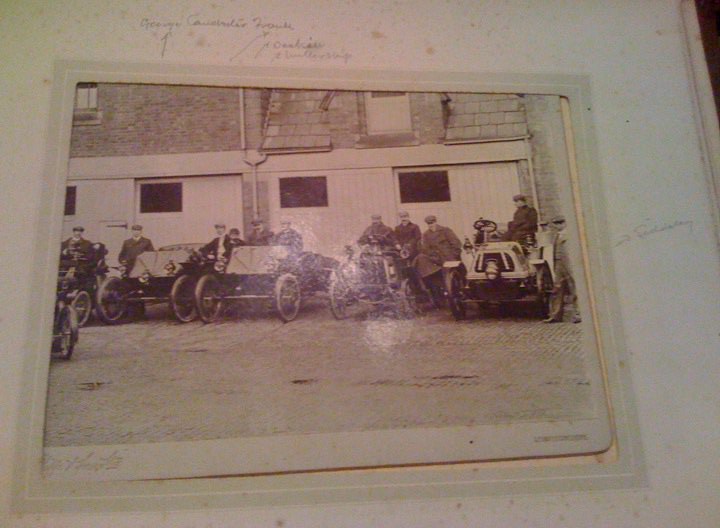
39, 77, 613, 482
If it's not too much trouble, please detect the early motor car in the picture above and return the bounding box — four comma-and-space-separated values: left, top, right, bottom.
194, 245, 335, 323
328, 234, 418, 319
95, 243, 210, 324
443, 218, 555, 320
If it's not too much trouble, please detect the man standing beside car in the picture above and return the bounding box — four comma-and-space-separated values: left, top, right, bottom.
358, 214, 398, 247
118, 224, 154, 272
415, 215, 462, 306
394, 210, 421, 259
543, 215, 581, 324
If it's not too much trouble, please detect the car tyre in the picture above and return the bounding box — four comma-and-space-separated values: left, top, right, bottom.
71, 290, 93, 327
195, 273, 224, 323
536, 265, 553, 318
274, 273, 301, 322
96, 276, 129, 324
447, 269, 467, 320
52, 305, 78, 360
170, 274, 198, 323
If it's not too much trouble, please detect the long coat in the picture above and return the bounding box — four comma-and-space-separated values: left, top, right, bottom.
358, 222, 397, 246
273, 228, 303, 254
415, 225, 461, 278
200, 235, 234, 260
394, 221, 422, 258
118, 236, 154, 268
505, 205, 538, 241
247, 228, 275, 246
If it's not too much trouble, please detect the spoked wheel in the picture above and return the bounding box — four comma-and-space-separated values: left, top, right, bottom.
329, 271, 360, 320
96, 276, 129, 324
52, 305, 78, 360
447, 269, 467, 321
195, 274, 225, 323
274, 273, 301, 322
71, 290, 93, 327
170, 274, 198, 323
536, 265, 553, 318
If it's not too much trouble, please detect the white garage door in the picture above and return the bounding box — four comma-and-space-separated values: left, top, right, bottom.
394, 162, 521, 241
135, 175, 244, 249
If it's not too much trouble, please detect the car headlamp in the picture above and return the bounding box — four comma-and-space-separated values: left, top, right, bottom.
139, 270, 151, 284
164, 261, 177, 275
214, 260, 227, 272
118, 264, 128, 277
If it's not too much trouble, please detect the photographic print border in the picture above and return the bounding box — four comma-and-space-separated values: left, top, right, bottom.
12, 60, 645, 513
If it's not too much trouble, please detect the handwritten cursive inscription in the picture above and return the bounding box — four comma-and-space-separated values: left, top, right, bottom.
614, 218, 694, 248
138, 13, 350, 63
44, 449, 126, 474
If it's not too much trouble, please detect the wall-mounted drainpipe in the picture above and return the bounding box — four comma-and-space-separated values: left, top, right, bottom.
243, 152, 268, 218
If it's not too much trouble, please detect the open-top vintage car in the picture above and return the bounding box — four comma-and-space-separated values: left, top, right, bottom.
328, 234, 418, 319
193, 245, 334, 323
95, 243, 210, 324
443, 218, 555, 320
57, 243, 108, 326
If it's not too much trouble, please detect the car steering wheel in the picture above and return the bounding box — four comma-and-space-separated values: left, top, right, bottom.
473, 219, 498, 233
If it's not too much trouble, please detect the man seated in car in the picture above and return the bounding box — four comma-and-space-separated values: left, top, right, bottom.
199, 222, 234, 261
273, 219, 303, 256
504, 194, 538, 242
358, 214, 398, 248
247, 218, 274, 246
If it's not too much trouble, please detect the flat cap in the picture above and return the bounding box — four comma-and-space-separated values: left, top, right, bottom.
214, 222, 226, 228
371, 214, 382, 220
398, 210, 409, 218
424, 215, 437, 223
131, 224, 143, 231
512, 194, 527, 202
229, 228, 240, 235
251, 219, 264, 226
72, 226, 84, 232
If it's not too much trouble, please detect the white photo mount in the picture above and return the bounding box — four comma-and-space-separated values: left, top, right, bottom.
11, 61, 645, 513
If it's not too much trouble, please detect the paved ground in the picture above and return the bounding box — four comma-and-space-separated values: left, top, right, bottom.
44, 296, 592, 447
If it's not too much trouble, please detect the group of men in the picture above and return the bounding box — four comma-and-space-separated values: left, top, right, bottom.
60, 192, 579, 323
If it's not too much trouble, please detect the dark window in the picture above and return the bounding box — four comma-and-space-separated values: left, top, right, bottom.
64, 186, 76, 216
398, 171, 451, 203
140, 182, 183, 213
279, 176, 328, 208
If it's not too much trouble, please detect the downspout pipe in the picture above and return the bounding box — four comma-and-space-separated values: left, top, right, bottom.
239, 87, 268, 219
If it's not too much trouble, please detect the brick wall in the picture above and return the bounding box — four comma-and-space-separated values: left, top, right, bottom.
445, 93, 528, 142
524, 95, 566, 222
70, 84, 244, 158
410, 93, 447, 143
328, 91, 362, 148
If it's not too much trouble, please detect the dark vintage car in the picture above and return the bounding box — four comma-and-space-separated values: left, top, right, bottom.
56, 243, 108, 326
95, 243, 211, 324
194, 245, 336, 323
328, 234, 418, 319
443, 218, 555, 320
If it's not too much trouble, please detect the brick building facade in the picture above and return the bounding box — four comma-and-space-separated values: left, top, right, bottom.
65, 84, 571, 262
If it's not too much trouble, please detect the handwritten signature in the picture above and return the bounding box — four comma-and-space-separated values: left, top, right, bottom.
138, 14, 352, 64
43, 450, 125, 473
613, 218, 694, 248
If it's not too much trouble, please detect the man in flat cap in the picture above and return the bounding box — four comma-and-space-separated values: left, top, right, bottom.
247, 218, 274, 246
358, 214, 397, 247
415, 215, 461, 306
504, 194, 538, 242
544, 215, 581, 324
273, 219, 303, 256
394, 211, 422, 260
200, 222, 234, 260
118, 224, 155, 272
60, 226, 96, 262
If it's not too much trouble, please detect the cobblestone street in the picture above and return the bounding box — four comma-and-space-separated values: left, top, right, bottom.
44, 296, 593, 447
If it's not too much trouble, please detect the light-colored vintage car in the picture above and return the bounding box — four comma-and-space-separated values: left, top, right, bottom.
443, 219, 556, 320
95, 243, 208, 324
194, 245, 335, 323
